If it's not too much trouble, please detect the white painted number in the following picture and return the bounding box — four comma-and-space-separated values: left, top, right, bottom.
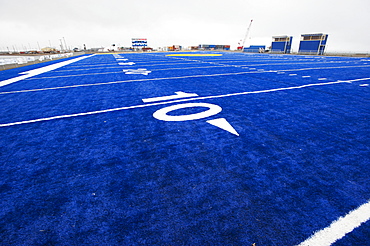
142, 91, 198, 103
143, 92, 240, 136
153, 103, 222, 122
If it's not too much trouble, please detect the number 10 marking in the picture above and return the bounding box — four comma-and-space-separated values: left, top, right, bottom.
142, 92, 239, 136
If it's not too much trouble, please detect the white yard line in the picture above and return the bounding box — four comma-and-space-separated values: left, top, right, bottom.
57, 62, 196, 72
0, 71, 273, 95
279, 64, 370, 72
0, 79, 360, 128
11, 64, 369, 81
297, 200, 370, 246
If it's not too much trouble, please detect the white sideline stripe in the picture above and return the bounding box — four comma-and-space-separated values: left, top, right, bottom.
27, 65, 233, 79
0, 71, 271, 95
297, 200, 370, 246
279, 64, 370, 72
25, 66, 227, 79
54, 62, 197, 72
42, 65, 227, 77
0, 79, 357, 128
149, 65, 224, 71
0, 55, 94, 87
52, 66, 126, 72
237, 61, 353, 67
1, 74, 369, 96
15, 64, 370, 80
26, 71, 123, 79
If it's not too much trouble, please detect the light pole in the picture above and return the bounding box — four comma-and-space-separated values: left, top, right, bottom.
59, 39, 64, 52
63, 37, 68, 52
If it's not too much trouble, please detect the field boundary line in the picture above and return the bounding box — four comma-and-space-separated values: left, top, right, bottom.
297, 200, 370, 246
0, 55, 95, 87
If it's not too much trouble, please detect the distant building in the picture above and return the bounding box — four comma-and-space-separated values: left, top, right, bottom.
199, 45, 230, 50
271, 36, 293, 54
298, 33, 328, 55
41, 47, 57, 53
168, 45, 182, 51
101, 45, 119, 52
90, 47, 103, 52
142, 47, 153, 52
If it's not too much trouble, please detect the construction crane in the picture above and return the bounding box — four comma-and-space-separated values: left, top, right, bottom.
237, 19, 253, 50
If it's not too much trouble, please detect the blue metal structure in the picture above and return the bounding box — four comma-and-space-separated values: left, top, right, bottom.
271, 36, 293, 54
298, 33, 328, 55
243, 45, 266, 53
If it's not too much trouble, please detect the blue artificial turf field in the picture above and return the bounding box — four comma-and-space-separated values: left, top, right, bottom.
0, 52, 369, 245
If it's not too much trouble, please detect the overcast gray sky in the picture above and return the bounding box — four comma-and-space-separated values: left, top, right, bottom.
1, 0, 369, 52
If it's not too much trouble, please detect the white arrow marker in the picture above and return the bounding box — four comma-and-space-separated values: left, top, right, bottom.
118, 62, 135, 65
206, 118, 239, 136
122, 68, 151, 75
